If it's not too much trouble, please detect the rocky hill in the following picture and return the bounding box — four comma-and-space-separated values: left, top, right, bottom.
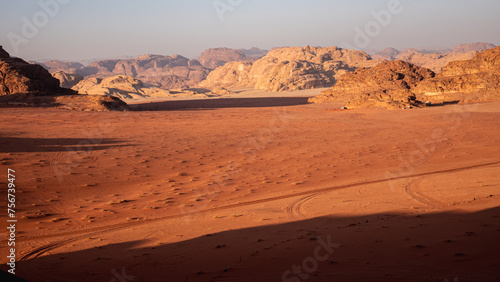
0, 46, 127, 111
396, 51, 478, 72
371, 48, 400, 60
371, 43, 496, 72
73, 75, 214, 100
75, 54, 210, 89
240, 47, 268, 60
414, 46, 500, 103
38, 60, 84, 73
0, 47, 67, 96
309, 60, 435, 109
452, 42, 496, 53
198, 48, 247, 69
52, 71, 84, 88
200, 46, 382, 92
310, 47, 500, 108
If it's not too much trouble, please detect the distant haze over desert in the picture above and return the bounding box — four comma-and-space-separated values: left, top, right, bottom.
1, 1, 500, 282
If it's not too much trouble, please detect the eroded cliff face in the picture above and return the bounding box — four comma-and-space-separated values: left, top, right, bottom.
414, 46, 500, 103
310, 47, 500, 108
199, 46, 382, 92
0, 46, 65, 96
309, 60, 435, 109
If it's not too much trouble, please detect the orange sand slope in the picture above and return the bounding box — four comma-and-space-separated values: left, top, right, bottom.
1, 98, 499, 281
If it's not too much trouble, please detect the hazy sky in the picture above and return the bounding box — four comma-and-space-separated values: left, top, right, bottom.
1, 0, 499, 62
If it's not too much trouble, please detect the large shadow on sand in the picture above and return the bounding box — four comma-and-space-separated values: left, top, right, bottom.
130, 96, 312, 111
11, 206, 500, 281
0, 137, 129, 153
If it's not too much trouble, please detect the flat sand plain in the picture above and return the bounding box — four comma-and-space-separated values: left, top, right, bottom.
1, 91, 499, 281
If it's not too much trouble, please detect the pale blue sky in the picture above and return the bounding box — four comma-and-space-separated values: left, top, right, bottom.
0, 0, 499, 62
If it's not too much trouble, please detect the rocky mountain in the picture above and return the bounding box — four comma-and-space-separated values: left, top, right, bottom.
414, 46, 500, 103
199, 46, 382, 92
396, 51, 478, 72
310, 47, 500, 108
38, 60, 84, 73
0, 46, 127, 111
371, 43, 497, 72
372, 48, 400, 60
240, 47, 268, 60
72, 75, 213, 100
309, 60, 435, 109
452, 42, 496, 53
198, 48, 247, 69
75, 54, 210, 89
52, 71, 84, 88
0, 46, 68, 96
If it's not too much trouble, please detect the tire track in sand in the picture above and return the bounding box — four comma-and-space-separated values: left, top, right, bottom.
13, 160, 500, 261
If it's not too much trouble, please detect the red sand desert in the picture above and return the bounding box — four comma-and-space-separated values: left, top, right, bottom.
1, 91, 500, 281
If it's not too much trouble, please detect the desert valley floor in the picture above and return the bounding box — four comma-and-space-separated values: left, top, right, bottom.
1, 91, 500, 281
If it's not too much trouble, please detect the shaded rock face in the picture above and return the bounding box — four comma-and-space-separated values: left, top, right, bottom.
0, 46, 10, 58
76, 55, 210, 89
414, 47, 500, 103
198, 48, 247, 69
52, 71, 84, 88
309, 60, 435, 109
0, 47, 70, 96
200, 46, 381, 92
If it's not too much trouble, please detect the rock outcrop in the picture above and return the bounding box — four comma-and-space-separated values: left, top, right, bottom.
198, 48, 247, 69
0, 46, 10, 58
371, 43, 497, 72
0, 46, 127, 111
0, 46, 70, 96
199, 46, 382, 92
52, 71, 84, 88
414, 46, 500, 103
72, 75, 211, 100
397, 51, 478, 72
309, 60, 435, 109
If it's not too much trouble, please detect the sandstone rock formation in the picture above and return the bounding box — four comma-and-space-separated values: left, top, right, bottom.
371, 43, 497, 72
52, 71, 84, 88
0, 46, 69, 96
200, 46, 382, 92
0, 46, 9, 58
309, 60, 435, 109
414, 46, 500, 103
0, 46, 127, 111
198, 48, 247, 69
452, 42, 495, 53
73, 75, 210, 100
76, 54, 210, 89
397, 51, 478, 72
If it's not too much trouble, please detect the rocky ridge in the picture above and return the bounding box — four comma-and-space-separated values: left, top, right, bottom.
308, 60, 435, 109
200, 46, 382, 92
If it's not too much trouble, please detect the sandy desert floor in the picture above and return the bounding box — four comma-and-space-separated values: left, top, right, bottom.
1, 92, 500, 281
